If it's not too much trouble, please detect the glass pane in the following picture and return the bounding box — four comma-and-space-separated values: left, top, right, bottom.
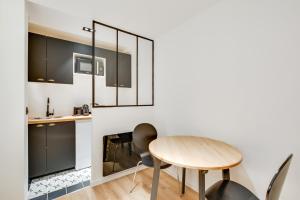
138, 38, 153, 105
102, 132, 140, 176
94, 23, 117, 106
80, 62, 92, 72
118, 32, 137, 105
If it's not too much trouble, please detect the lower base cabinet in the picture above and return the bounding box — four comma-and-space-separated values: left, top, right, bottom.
29, 122, 75, 179
28, 124, 47, 178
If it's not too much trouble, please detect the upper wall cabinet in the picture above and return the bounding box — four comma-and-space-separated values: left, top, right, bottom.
103, 50, 131, 88
117, 53, 131, 88
28, 32, 74, 84
28, 33, 47, 82
73, 42, 92, 55
47, 37, 74, 84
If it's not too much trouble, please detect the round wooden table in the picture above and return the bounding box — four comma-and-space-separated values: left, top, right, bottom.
149, 136, 242, 200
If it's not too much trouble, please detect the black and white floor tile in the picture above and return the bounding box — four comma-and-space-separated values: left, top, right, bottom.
28, 167, 91, 200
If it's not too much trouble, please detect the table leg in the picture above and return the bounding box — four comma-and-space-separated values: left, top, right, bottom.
222, 169, 230, 180
181, 168, 186, 195
150, 157, 161, 200
198, 170, 208, 200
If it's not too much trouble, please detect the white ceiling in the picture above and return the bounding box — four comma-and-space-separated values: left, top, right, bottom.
28, 0, 216, 38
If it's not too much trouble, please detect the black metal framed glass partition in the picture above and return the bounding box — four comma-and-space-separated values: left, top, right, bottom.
92, 20, 154, 108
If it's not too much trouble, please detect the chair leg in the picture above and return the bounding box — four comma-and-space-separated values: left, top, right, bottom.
129, 161, 143, 193
176, 166, 180, 191
181, 168, 186, 195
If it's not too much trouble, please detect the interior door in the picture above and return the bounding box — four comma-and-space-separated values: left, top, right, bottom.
46, 122, 75, 174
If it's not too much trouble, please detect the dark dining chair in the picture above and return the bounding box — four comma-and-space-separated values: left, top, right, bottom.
206, 154, 293, 200
129, 123, 172, 193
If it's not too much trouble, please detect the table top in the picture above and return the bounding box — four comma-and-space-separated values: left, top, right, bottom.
149, 136, 242, 170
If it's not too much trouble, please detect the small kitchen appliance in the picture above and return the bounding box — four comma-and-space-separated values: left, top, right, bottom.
73, 107, 83, 115
82, 104, 90, 116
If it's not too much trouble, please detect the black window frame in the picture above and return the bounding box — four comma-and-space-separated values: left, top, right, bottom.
92, 20, 154, 108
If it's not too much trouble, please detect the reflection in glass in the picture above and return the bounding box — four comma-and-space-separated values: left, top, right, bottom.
92, 21, 154, 107
103, 132, 140, 176
94, 23, 117, 106
138, 38, 153, 105
118, 32, 137, 105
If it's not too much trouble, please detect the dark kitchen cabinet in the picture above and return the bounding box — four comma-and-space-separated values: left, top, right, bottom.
102, 49, 117, 87
118, 53, 131, 88
73, 43, 92, 55
105, 52, 131, 88
28, 33, 47, 82
46, 122, 75, 174
47, 37, 74, 84
28, 122, 75, 179
28, 32, 73, 84
29, 33, 132, 86
28, 124, 47, 178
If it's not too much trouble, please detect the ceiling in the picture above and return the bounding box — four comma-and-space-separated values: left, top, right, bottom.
28, 0, 216, 38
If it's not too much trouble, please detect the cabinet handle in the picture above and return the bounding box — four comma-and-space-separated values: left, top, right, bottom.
48, 79, 55, 82
48, 123, 56, 127
36, 124, 44, 128
119, 84, 125, 87
37, 78, 45, 81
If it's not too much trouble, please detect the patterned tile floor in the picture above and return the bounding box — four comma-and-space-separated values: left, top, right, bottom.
28, 167, 91, 200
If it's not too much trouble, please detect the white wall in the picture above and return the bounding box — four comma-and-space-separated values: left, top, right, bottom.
28, 74, 94, 117
0, 0, 27, 199
91, 107, 156, 184
156, 0, 300, 199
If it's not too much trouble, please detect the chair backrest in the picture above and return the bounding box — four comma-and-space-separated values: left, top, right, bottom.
266, 154, 293, 200
132, 123, 157, 154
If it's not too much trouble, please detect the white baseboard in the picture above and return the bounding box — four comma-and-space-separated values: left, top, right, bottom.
91, 165, 199, 194
91, 165, 148, 186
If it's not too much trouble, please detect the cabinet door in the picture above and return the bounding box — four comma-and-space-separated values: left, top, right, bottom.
73, 42, 92, 55
118, 53, 131, 88
106, 60, 117, 87
47, 37, 74, 84
28, 33, 47, 82
97, 49, 117, 87
105, 52, 131, 88
46, 122, 75, 174
28, 124, 47, 178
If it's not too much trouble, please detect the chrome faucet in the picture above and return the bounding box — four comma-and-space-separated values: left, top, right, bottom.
46, 97, 54, 117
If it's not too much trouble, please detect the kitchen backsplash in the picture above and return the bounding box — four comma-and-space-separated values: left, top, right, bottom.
28, 73, 92, 118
